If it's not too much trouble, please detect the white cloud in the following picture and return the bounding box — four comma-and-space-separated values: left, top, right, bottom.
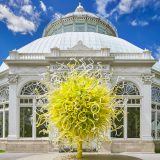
96, 0, 160, 19
116, 0, 132, 15
21, 4, 33, 14
0, 4, 36, 34
52, 12, 63, 20
95, 0, 115, 17
111, 0, 149, 16
130, 20, 149, 26
9, 0, 30, 7
156, 46, 160, 54
155, 46, 160, 59
40, 1, 47, 12
152, 15, 160, 21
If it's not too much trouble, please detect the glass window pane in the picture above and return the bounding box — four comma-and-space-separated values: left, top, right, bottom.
111, 108, 124, 138
75, 23, 85, 32
24, 99, 28, 104
0, 105, 3, 109
98, 26, 106, 34
64, 24, 73, 32
152, 111, 156, 138
29, 99, 33, 104
152, 104, 156, 109
20, 107, 32, 137
127, 107, 140, 138
132, 99, 136, 104
136, 99, 140, 104
127, 99, 132, 104
20, 99, 23, 104
36, 107, 48, 137
0, 112, 3, 138
5, 104, 9, 108
157, 112, 160, 139
87, 24, 96, 32
5, 111, 9, 137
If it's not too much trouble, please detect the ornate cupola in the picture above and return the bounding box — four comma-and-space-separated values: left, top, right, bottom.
42, 3, 118, 37
75, 2, 85, 12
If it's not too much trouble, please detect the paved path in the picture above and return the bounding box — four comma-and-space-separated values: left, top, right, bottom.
0, 152, 160, 160
0, 153, 39, 160
122, 153, 160, 160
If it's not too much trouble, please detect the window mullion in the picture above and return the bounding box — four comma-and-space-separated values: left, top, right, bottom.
124, 104, 127, 140
32, 98, 36, 140
3, 104, 5, 138
155, 106, 157, 140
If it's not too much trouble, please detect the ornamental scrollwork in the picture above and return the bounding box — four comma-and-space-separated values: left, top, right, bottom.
8, 74, 18, 84
142, 73, 155, 84
20, 81, 47, 96
116, 81, 140, 95
0, 86, 9, 102
152, 85, 160, 103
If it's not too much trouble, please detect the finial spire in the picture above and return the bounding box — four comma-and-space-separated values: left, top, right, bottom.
75, 2, 85, 12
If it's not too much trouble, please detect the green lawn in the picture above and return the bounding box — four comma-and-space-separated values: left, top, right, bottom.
0, 150, 5, 153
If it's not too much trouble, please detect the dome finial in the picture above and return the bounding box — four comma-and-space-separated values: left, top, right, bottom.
75, 2, 85, 12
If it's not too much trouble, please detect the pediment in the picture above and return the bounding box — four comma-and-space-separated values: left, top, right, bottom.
69, 41, 92, 50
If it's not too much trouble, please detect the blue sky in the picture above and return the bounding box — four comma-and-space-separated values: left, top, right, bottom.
0, 0, 160, 65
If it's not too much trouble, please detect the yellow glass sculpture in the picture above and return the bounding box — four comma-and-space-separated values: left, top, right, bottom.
38, 59, 123, 159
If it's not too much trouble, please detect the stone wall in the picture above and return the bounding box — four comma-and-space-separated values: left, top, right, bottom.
0, 140, 157, 153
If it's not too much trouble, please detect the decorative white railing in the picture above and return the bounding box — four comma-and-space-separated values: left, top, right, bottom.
19, 54, 46, 60
112, 51, 152, 60
9, 49, 152, 60
10, 51, 47, 60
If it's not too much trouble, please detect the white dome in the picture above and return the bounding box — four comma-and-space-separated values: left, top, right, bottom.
0, 58, 9, 73
18, 32, 143, 53
152, 61, 160, 72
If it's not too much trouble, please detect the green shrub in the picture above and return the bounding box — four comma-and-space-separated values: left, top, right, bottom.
155, 148, 160, 153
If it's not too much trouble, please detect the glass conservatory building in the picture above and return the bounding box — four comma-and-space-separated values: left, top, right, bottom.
0, 4, 160, 153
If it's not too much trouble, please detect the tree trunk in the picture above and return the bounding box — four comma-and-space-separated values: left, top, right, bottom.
76, 140, 82, 159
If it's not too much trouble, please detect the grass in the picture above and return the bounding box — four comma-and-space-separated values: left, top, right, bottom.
0, 150, 5, 153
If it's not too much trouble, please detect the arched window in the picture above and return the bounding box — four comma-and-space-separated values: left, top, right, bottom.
111, 81, 141, 139
0, 86, 9, 138
19, 81, 48, 138
116, 81, 140, 95
20, 81, 47, 96
152, 85, 160, 139
152, 86, 160, 103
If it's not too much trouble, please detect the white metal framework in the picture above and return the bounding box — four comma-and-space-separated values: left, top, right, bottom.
111, 81, 141, 139
116, 81, 140, 96
152, 85, 160, 139
152, 86, 160, 103
19, 81, 48, 139
21, 81, 47, 96
0, 86, 9, 138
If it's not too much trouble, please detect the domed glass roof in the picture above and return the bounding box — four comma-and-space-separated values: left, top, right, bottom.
152, 61, 160, 72
18, 32, 143, 53
42, 3, 118, 37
